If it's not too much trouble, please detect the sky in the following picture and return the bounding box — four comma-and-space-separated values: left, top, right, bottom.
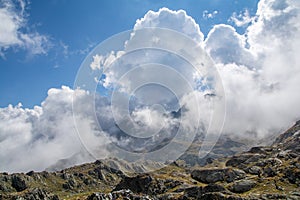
0, 0, 259, 108
1, 0, 300, 173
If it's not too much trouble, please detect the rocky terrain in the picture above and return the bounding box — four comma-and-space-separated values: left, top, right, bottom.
0, 121, 300, 199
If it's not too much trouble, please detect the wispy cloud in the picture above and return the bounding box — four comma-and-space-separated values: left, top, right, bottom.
203, 10, 218, 19
0, 0, 50, 58
229, 9, 254, 27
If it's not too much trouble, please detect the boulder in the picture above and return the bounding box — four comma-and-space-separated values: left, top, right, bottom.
191, 168, 246, 184
247, 166, 262, 175
226, 154, 266, 168
26, 171, 34, 176
114, 174, 153, 194
229, 180, 256, 193
11, 175, 27, 192
192, 169, 224, 183
225, 169, 246, 183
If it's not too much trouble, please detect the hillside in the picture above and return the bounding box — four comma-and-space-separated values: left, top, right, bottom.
0, 121, 300, 200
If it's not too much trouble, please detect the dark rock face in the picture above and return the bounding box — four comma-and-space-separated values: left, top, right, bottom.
248, 146, 267, 154
203, 184, 227, 193
225, 169, 247, 183
26, 171, 34, 176
191, 169, 224, 183
11, 175, 27, 192
191, 168, 246, 184
263, 167, 277, 177
284, 168, 300, 186
229, 180, 256, 193
114, 174, 153, 194
114, 174, 183, 196
62, 178, 77, 190
226, 153, 266, 168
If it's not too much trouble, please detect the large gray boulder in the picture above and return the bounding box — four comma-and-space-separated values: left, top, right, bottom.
191, 168, 246, 184
229, 180, 256, 193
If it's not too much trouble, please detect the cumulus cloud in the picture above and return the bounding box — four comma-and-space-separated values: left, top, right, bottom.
247, 0, 300, 54
0, 86, 110, 172
119, 2, 300, 142
0, 0, 50, 57
205, 0, 300, 138
90, 7, 211, 95
204, 24, 257, 68
87, 7, 223, 161
134, 7, 204, 44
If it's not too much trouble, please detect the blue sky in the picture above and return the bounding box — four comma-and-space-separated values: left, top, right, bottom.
0, 0, 258, 108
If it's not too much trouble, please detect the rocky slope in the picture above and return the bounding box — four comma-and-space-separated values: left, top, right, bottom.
0, 121, 300, 199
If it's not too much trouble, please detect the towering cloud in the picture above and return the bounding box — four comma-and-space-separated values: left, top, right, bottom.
205, 0, 300, 137
134, 7, 204, 44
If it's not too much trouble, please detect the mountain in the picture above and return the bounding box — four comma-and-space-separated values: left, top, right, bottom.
0, 121, 300, 200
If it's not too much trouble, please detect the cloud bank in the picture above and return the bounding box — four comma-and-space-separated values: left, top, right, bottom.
1, 0, 300, 172
0, 86, 110, 172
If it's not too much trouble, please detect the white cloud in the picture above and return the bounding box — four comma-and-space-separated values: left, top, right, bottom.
247, 0, 300, 54
0, 86, 110, 173
204, 24, 257, 68
134, 7, 204, 44
86, 7, 223, 161
230, 9, 253, 27
90, 51, 124, 71
203, 10, 218, 19
91, 7, 209, 95
0, 0, 50, 57
205, 0, 300, 138
90, 54, 104, 70
92, 2, 300, 146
